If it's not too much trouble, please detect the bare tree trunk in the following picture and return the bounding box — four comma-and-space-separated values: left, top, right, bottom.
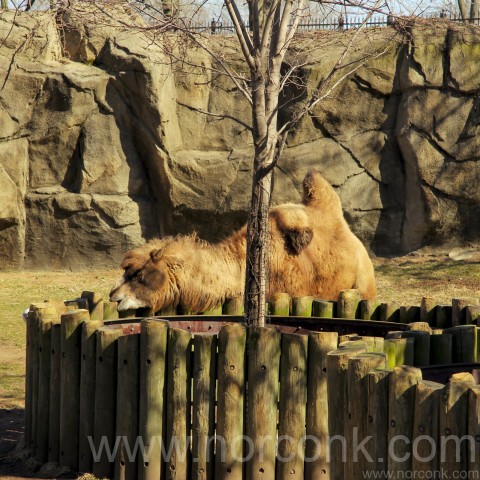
458, 0, 469, 20
470, 0, 479, 21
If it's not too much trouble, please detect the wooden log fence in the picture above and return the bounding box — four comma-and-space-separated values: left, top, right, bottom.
24, 289, 480, 479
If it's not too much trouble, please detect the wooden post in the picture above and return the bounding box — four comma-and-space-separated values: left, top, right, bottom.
78, 320, 104, 473
246, 327, 281, 480
305, 331, 338, 480
292, 296, 313, 317
104, 301, 119, 320
384, 337, 414, 368
412, 380, 443, 474
401, 330, 430, 367
420, 297, 437, 326
366, 369, 391, 476
192, 334, 217, 480
269, 293, 291, 315
93, 326, 123, 479
436, 305, 452, 329
359, 299, 381, 320
468, 386, 480, 477
439, 373, 476, 476
138, 319, 169, 480
115, 334, 140, 480
444, 325, 477, 363
48, 323, 61, 462
356, 336, 384, 353
337, 289, 362, 319
277, 333, 308, 480
312, 300, 335, 318
452, 298, 479, 326
379, 303, 400, 323
82, 291, 104, 321
36, 314, 57, 463
60, 309, 90, 470
407, 322, 433, 333
222, 296, 244, 315
215, 323, 247, 480
430, 333, 453, 365
388, 366, 422, 476
346, 353, 387, 480
327, 345, 368, 480
465, 305, 480, 324
165, 327, 193, 479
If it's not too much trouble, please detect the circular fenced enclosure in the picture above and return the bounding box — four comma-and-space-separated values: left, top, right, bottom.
25, 290, 480, 480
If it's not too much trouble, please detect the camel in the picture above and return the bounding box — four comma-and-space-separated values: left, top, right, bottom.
109, 170, 376, 313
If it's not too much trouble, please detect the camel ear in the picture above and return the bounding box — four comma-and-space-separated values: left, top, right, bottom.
284, 228, 313, 255
150, 248, 163, 264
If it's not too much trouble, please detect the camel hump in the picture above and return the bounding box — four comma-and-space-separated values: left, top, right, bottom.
302, 169, 341, 210
270, 204, 313, 255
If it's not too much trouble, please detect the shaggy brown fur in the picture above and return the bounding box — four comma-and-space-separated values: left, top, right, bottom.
110, 170, 376, 313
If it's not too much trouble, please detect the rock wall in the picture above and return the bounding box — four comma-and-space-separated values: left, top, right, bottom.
0, 10, 479, 269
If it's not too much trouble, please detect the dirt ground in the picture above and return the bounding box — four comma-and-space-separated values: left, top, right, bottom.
0, 251, 479, 479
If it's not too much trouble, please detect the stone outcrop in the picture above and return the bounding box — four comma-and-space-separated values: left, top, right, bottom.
0, 10, 479, 269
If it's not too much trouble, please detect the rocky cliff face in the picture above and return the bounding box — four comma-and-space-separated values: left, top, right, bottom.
0, 10, 479, 269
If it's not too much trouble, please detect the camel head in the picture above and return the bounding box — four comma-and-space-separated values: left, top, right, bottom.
110, 243, 182, 313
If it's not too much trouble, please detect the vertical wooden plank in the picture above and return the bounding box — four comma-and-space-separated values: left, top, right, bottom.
468, 386, 480, 477
246, 326, 281, 480
359, 299, 381, 320
412, 380, 443, 474
337, 289, 361, 319
401, 330, 430, 367
104, 301, 120, 320
436, 305, 452, 329
36, 317, 55, 463
82, 291, 105, 321
430, 333, 452, 365
388, 366, 422, 476
165, 327, 193, 480
138, 319, 169, 480
383, 337, 414, 368
452, 298, 479, 326
93, 326, 123, 479
292, 296, 313, 317
25, 310, 34, 453
312, 300, 335, 318
356, 336, 384, 353
48, 323, 61, 462
115, 334, 141, 480
421, 297, 437, 326
366, 369, 391, 476
270, 293, 291, 315
78, 320, 104, 473
439, 372, 476, 476
327, 345, 367, 480
305, 332, 338, 480
276, 333, 308, 480
215, 323, 247, 480
60, 309, 90, 470
192, 334, 217, 480
222, 296, 244, 315
346, 353, 387, 480
444, 325, 477, 363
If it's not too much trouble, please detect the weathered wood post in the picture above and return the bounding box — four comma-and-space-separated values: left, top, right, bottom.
292, 296, 313, 317
93, 326, 123, 479
48, 322, 61, 462
346, 353, 387, 480
246, 327, 281, 480
215, 323, 247, 480
468, 385, 480, 477
444, 325, 477, 363
222, 296, 244, 315
388, 366, 422, 476
305, 331, 338, 480
192, 333, 217, 480
277, 333, 308, 480
337, 289, 362, 319
359, 299, 381, 320
430, 332, 453, 365
138, 319, 168, 480
439, 372, 476, 476
79, 320, 104, 472
60, 309, 90, 470
366, 369, 391, 476
165, 327, 193, 479
115, 333, 140, 480
312, 299, 335, 318
412, 380, 443, 474
327, 344, 368, 480
269, 293, 290, 316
